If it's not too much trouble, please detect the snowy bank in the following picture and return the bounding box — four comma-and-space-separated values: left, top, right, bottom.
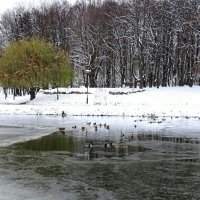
0, 86, 199, 117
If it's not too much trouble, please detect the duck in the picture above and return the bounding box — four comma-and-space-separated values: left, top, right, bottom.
62, 111, 66, 117
110, 142, 122, 149
88, 143, 93, 149
105, 125, 110, 130
131, 134, 134, 140
58, 127, 65, 135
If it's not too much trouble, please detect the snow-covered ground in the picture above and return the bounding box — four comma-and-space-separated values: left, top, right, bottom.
0, 86, 199, 117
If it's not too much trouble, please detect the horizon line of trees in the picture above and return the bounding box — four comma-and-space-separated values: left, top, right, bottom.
0, 0, 199, 88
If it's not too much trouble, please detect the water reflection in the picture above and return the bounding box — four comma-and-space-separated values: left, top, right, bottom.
119, 132, 200, 145
1, 127, 200, 200
13, 131, 150, 161
12, 130, 200, 162
15, 132, 78, 152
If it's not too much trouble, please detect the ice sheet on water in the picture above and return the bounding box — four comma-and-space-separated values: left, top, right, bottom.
0, 175, 77, 200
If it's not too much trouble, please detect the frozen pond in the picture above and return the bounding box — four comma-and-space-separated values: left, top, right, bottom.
0, 115, 200, 199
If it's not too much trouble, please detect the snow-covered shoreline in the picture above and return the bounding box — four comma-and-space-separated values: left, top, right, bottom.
0, 86, 199, 117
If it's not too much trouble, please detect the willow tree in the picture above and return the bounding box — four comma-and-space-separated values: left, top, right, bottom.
0, 38, 74, 100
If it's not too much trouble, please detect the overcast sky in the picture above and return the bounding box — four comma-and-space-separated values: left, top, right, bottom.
0, 0, 75, 14
0, 0, 39, 13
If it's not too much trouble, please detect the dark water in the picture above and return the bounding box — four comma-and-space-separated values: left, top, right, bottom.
1, 127, 200, 200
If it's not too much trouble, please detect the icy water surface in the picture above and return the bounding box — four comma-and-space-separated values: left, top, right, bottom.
0, 115, 200, 200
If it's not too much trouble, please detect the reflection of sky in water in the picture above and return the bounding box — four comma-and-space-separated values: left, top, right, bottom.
0, 115, 200, 200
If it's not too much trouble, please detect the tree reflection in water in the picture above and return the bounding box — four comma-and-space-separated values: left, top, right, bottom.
1, 128, 200, 200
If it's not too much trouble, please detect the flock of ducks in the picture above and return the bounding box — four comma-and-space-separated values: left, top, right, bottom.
61, 110, 113, 132
61, 110, 111, 132
58, 118, 163, 133
72, 122, 110, 132
59, 110, 199, 134
58, 114, 199, 155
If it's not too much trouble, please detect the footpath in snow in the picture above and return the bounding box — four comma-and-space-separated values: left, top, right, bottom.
0, 86, 199, 118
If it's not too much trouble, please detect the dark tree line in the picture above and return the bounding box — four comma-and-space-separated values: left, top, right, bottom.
0, 0, 199, 88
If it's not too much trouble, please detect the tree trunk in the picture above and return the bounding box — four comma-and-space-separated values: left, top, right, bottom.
89, 70, 97, 87
29, 88, 36, 100
148, 72, 153, 88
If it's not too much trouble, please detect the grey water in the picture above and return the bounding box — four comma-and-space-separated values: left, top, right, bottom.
0, 115, 200, 200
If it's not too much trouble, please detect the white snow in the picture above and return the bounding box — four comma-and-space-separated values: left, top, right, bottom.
0, 86, 199, 117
